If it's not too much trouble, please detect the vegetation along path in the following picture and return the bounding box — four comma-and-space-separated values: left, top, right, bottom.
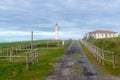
46, 40, 116, 80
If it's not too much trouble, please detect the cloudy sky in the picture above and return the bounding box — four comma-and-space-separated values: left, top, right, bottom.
0, 0, 120, 42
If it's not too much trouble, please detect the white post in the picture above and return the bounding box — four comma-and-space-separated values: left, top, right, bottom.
62, 41, 65, 47
55, 24, 59, 40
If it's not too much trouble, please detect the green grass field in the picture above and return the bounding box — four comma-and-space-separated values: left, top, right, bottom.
81, 37, 120, 76
0, 40, 70, 80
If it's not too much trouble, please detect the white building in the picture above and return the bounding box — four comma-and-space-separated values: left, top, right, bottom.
88, 30, 117, 39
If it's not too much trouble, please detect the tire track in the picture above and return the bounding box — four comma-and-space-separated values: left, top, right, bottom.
76, 41, 110, 80
46, 40, 111, 80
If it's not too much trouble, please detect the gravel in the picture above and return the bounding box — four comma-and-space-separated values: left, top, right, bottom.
46, 41, 120, 80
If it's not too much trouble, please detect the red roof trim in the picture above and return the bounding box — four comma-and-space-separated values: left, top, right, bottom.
89, 30, 117, 34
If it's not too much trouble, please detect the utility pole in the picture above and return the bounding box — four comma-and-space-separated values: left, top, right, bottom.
31, 31, 33, 50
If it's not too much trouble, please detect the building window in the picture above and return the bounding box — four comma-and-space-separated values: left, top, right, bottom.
109, 34, 111, 37
97, 34, 99, 38
102, 34, 103, 37
105, 34, 107, 38
113, 34, 115, 37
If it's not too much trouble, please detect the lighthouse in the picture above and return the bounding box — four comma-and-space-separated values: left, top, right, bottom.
54, 24, 59, 40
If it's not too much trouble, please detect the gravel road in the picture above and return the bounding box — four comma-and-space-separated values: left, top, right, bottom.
46, 41, 118, 80
76, 41, 110, 80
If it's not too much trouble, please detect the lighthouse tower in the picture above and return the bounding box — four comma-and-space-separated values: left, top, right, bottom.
55, 24, 59, 40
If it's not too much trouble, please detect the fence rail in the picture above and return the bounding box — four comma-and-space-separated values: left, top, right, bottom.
0, 48, 39, 70
26, 48, 39, 70
81, 40, 115, 69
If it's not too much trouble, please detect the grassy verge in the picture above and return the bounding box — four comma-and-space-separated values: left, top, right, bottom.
80, 41, 120, 77
0, 45, 68, 80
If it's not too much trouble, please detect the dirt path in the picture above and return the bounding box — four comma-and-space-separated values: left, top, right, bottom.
46, 41, 114, 80
76, 41, 110, 80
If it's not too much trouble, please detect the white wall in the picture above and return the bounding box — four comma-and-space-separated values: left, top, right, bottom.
89, 32, 117, 39
94, 33, 116, 39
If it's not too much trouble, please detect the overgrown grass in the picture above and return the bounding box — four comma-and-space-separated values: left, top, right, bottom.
0, 45, 68, 80
88, 37, 120, 53
82, 37, 120, 76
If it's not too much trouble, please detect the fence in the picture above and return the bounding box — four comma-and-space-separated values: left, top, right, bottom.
47, 41, 65, 47
0, 47, 10, 56
81, 40, 115, 69
0, 41, 42, 56
26, 48, 39, 70
0, 48, 39, 70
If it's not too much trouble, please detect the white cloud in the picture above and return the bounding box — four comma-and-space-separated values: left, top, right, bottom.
0, 31, 29, 36
64, 0, 78, 8
0, 0, 120, 42
0, 30, 55, 42
0, 30, 54, 36
0, 0, 32, 11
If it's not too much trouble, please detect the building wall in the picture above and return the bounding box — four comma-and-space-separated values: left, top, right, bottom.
89, 33, 116, 39
89, 33, 95, 38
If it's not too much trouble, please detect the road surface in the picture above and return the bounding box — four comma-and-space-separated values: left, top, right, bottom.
46, 41, 117, 80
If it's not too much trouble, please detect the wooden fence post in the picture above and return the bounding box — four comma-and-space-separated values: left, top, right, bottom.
82, 40, 116, 69
96, 48, 99, 61
95, 46, 97, 58
93, 45, 95, 56
47, 42, 49, 47
98, 50, 101, 63
7, 48, 9, 56
15, 47, 17, 53
35, 50, 37, 63
10, 49, 13, 62
58, 40, 59, 47
36, 49, 39, 62
112, 52, 115, 69
100, 50, 102, 63
26, 53, 29, 70
32, 51, 35, 64
0, 48, 2, 55
102, 50, 105, 65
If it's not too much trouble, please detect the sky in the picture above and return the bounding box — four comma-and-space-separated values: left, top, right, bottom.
0, 0, 120, 42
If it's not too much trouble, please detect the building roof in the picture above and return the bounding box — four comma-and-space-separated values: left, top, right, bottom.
89, 30, 117, 34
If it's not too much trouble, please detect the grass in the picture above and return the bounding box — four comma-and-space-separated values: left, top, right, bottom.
81, 37, 120, 77
87, 37, 120, 52
0, 41, 69, 80
0, 40, 63, 56
0, 40, 63, 48
0, 41, 30, 48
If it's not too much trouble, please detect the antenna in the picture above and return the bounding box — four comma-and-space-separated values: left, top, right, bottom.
54, 23, 59, 40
